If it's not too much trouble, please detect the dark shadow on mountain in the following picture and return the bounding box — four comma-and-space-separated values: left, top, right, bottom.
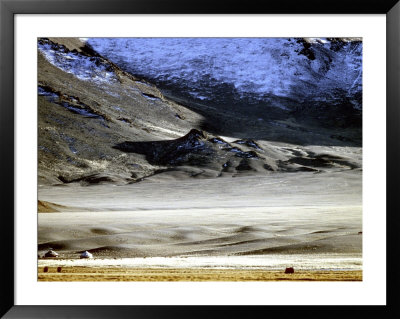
123, 72, 362, 147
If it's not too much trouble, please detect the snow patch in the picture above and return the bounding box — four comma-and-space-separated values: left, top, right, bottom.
38, 39, 117, 85
87, 38, 362, 110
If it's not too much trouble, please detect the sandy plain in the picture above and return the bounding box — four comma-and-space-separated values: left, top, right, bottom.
38, 169, 362, 281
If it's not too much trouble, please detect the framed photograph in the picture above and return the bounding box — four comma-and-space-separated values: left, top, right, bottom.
1, 0, 399, 317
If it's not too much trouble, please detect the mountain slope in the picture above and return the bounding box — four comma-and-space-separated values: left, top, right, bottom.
86, 37, 362, 141
38, 37, 361, 186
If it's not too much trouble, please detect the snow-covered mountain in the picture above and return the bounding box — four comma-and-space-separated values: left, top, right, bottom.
86, 37, 362, 111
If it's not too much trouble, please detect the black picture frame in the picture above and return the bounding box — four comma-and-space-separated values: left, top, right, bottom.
1, 0, 399, 318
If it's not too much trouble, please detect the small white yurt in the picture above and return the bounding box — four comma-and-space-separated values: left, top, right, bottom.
44, 249, 59, 258
80, 251, 93, 259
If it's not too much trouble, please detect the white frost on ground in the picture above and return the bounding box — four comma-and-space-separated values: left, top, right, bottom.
38, 254, 362, 271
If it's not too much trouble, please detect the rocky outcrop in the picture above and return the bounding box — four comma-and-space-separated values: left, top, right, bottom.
113, 129, 263, 168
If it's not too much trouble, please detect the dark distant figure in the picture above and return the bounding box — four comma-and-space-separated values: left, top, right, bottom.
57, 267, 62, 273
285, 267, 295, 274
43, 266, 48, 273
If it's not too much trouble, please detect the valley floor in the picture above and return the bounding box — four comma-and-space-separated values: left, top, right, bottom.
38, 170, 362, 281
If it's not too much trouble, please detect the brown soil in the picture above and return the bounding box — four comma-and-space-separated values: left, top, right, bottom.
38, 266, 362, 282
38, 200, 66, 213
